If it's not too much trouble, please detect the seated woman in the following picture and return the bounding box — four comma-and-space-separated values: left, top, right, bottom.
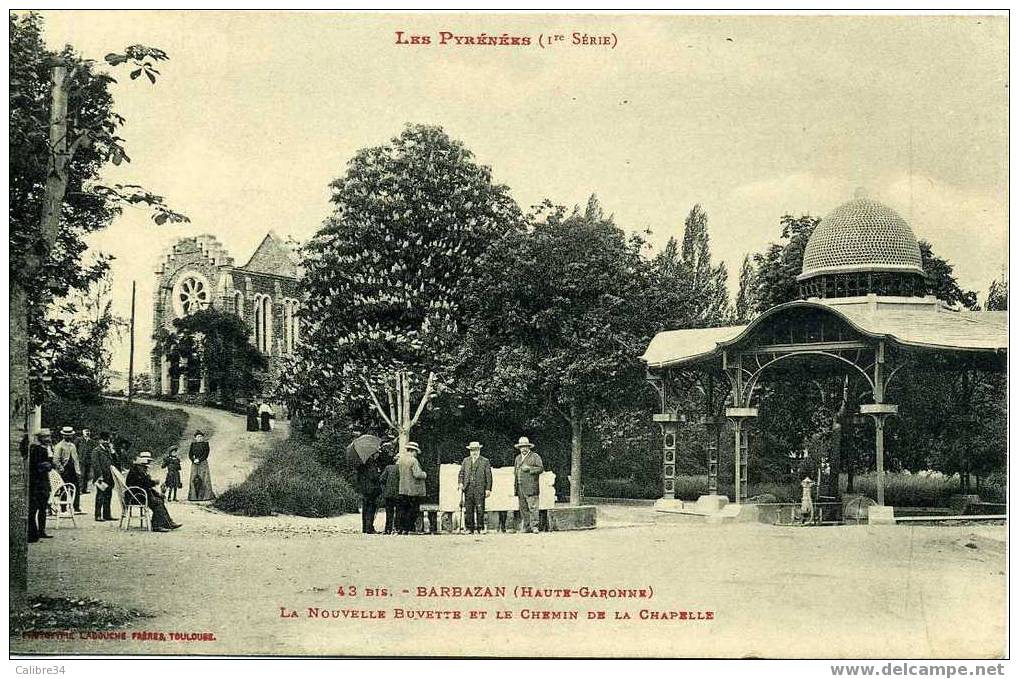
125, 451, 182, 533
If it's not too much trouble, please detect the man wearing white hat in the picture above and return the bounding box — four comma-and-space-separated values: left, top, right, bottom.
126, 451, 182, 532
54, 425, 83, 514
513, 437, 544, 534
458, 441, 493, 534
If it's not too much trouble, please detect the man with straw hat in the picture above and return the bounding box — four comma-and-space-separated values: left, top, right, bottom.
513, 437, 544, 534
458, 441, 493, 534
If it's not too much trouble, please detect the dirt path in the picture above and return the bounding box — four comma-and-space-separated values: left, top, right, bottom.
128, 398, 288, 501
11, 401, 1006, 658
12, 506, 1006, 658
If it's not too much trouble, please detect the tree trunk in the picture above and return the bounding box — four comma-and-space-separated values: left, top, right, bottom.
569, 403, 582, 506
11, 65, 72, 599
10, 283, 31, 599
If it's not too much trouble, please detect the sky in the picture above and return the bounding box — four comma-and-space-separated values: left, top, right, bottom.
34, 11, 1008, 376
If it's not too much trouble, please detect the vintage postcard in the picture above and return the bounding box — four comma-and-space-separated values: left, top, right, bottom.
8, 10, 1008, 662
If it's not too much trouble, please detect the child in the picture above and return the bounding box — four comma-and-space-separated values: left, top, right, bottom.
161, 446, 183, 501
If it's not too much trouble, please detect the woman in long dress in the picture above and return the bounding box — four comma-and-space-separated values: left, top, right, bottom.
258, 402, 273, 431
245, 402, 259, 432
187, 430, 215, 501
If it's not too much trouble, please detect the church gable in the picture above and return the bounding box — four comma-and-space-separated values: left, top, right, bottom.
241, 232, 300, 278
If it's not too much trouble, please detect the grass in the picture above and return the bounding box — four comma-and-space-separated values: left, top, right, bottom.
10, 596, 150, 636
41, 396, 188, 456
213, 441, 361, 517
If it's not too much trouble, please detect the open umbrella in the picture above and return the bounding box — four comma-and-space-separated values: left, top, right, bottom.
345, 434, 382, 467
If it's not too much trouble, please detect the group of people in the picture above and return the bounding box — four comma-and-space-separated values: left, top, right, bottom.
25, 425, 217, 540
354, 436, 545, 535
245, 401, 275, 432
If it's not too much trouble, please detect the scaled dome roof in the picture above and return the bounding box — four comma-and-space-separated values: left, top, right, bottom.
797, 197, 924, 281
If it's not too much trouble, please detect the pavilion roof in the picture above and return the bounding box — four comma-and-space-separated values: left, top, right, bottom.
642, 299, 1008, 369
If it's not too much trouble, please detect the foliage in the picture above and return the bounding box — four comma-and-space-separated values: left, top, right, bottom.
41, 277, 127, 401
740, 212, 1001, 492
848, 471, 960, 508
461, 196, 654, 423
10, 12, 187, 403
41, 396, 187, 458
986, 277, 1007, 311
584, 469, 992, 507
919, 240, 978, 309
734, 254, 756, 323
287, 124, 523, 423
679, 204, 732, 324
154, 309, 267, 401
213, 442, 360, 517
981, 470, 1007, 503
889, 368, 1006, 482
749, 215, 819, 313
10, 596, 150, 635
647, 207, 732, 331
131, 372, 154, 395
584, 477, 662, 500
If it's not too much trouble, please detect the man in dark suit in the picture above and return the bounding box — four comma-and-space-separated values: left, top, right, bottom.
92, 431, 116, 522
513, 436, 544, 534
76, 428, 96, 494
458, 441, 493, 534
379, 454, 401, 534
355, 456, 383, 534
27, 429, 55, 542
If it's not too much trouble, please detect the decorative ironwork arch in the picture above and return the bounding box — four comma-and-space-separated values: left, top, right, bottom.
727, 349, 878, 409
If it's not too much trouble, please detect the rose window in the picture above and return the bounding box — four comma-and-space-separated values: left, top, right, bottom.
172, 273, 212, 317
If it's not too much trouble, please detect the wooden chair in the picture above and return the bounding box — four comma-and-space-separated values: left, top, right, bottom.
50, 483, 77, 529
110, 466, 150, 531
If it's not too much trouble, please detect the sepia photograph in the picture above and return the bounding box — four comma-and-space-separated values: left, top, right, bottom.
7, 8, 1009, 664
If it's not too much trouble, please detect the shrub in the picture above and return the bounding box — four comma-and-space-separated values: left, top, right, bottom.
584, 477, 661, 500
674, 475, 709, 500
41, 396, 187, 457
213, 441, 360, 517
849, 471, 960, 508
214, 485, 274, 517
982, 470, 1006, 503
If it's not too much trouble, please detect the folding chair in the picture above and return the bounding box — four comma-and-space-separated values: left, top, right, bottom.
111, 466, 150, 531
50, 483, 77, 529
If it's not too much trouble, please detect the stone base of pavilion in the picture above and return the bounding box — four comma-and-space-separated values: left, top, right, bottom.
654, 494, 762, 523
654, 496, 919, 526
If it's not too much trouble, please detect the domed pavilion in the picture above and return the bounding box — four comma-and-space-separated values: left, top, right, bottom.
641, 194, 1006, 522
797, 195, 927, 300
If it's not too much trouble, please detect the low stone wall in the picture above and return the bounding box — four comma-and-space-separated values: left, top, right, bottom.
425, 504, 597, 532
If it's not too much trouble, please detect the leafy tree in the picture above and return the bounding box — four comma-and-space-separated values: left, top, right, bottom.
679, 204, 732, 325
154, 309, 267, 402
9, 11, 185, 596
919, 240, 978, 309
289, 124, 523, 450
734, 254, 756, 323
460, 196, 656, 504
986, 276, 1007, 311
749, 215, 818, 313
